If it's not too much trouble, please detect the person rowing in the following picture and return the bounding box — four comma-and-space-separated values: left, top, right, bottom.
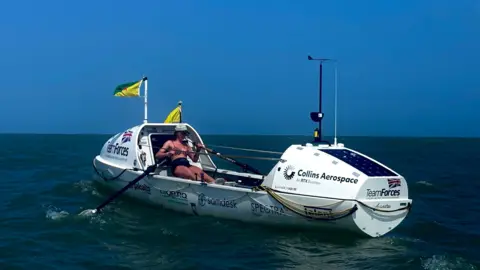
155, 124, 218, 184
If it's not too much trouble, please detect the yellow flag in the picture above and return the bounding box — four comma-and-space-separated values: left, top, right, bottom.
113, 80, 142, 97
164, 104, 182, 123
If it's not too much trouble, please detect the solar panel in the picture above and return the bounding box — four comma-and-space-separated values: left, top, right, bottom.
320, 149, 398, 177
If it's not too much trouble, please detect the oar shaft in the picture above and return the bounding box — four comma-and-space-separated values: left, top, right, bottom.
204, 147, 264, 175
93, 163, 158, 213
186, 139, 264, 175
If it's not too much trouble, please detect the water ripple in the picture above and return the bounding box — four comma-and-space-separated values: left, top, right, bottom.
0, 135, 480, 269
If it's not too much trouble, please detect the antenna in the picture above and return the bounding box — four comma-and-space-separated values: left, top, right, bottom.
307, 55, 335, 145
334, 61, 338, 146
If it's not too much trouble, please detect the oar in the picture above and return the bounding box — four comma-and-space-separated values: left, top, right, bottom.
206, 147, 264, 175
189, 140, 264, 175
80, 162, 160, 215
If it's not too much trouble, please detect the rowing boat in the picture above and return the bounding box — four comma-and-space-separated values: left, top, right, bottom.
91, 58, 412, 237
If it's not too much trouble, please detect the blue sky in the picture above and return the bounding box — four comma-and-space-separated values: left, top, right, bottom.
0, 0, 479, 137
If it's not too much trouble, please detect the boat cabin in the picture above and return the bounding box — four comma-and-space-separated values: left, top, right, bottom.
136, 123, 264, 187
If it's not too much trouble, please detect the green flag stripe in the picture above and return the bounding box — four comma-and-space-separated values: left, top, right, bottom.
113, 81, 138, 95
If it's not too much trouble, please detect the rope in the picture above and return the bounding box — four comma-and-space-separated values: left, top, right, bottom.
168, 148, 281, 161
146, 179, 192, 193
255, 186, 357, 221
205, 144, 284, 155
356, 200, 412, 213
208, 154, 280, 161
92, 160, 128, 181
253, 185, 412, 221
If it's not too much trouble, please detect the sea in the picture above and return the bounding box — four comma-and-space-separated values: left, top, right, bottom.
0, 134, 479, 270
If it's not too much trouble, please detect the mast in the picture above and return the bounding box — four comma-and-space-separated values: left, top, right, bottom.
334, 62, 338, 146
307, 55, 336, 144
318, 61, 323, 140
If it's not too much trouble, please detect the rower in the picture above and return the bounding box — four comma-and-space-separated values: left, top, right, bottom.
155, 124, 224, 184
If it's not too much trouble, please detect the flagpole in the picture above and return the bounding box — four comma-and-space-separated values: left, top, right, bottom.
143, 76, 148, 124
178, 100, 182, 123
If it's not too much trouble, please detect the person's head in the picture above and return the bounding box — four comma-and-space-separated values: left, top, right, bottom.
174, 124, 189, 141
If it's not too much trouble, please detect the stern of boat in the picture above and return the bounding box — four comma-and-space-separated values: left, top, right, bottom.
261, 143, 413, 237
353, 176, 412, 237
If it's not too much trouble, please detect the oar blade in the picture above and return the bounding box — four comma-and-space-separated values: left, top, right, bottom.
79, 163, 159, 216
78, 209, 97, 217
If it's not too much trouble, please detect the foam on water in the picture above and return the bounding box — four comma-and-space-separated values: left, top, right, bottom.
421, 254, 477, 270
417, 180, 434, 186
45, 209, 70, 220
73, 179, 96, 193
44, 205, 70, 220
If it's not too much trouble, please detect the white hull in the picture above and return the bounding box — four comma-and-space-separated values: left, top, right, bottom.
93, 156, 411, 237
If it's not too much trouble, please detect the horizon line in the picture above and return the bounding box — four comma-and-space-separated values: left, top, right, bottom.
0, 132, 478, 139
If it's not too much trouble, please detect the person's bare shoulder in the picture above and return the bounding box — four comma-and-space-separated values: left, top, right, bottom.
165, 140, 174, 149
157, 140, 172, 154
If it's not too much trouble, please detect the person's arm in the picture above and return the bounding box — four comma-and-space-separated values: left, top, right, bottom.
155, 141, 174, 160
187, 144, 201, 162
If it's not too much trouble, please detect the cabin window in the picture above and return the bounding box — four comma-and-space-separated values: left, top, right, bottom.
149, 133, 176, 159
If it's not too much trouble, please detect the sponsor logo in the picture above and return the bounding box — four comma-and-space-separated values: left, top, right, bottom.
130, 183, 151, 194
297, 170, 321, 185
366, 179, 401, 199
198, 193, 237, 208
274, 185, 297, 192
251, 202, 285, 216
319, 172, 358, 184
375, 203, 391, 209
304, 206, 333, 219
106, 142, 129, 157
159, 190, 188, 205
121, 131, 133, 144
281, 166, 358, 185
283, 165, 295, 180
366, 189, 400, 198
297, 179, 321, 185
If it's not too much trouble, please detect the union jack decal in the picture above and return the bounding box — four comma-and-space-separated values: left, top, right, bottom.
388, 178, 401, 189
121, 131, 133, 144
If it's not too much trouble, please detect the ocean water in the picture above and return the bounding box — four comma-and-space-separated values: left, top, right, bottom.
0, 134, 479, 270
